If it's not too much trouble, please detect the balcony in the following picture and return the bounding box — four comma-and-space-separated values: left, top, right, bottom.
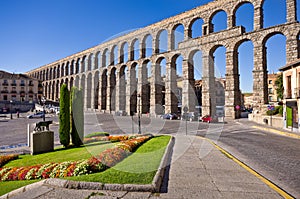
2, 83, 8, 86
1, 90, 9, 94
294, 88, 300, 98
285, 89, 292, 99
28, 90, 34, 94
20, 83, 25, 86
11, 83, 17, 86
11, 91, 17, 94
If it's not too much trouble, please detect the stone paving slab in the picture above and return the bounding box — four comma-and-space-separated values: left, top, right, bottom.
157, 136, 283, 199
34, 186, 127, 199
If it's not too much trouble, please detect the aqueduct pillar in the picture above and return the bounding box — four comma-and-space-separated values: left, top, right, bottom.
202, 53, 216, 117
182, 59, 196, 113
165, 61, 178, 114
126, 66, 137, 115
253, 44, 268, 111
150, 62, 163, 115
225, 50, 240, 119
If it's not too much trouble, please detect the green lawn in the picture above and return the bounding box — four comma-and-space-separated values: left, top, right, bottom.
0, 135, 171, 196
70, 135, 171, 184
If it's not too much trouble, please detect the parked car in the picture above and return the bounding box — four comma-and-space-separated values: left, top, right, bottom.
55, 108, 60, 115
161, 113, 178, 120
182, 112, 199, 121
200, 115, 213, 123
27, 112, 45, 119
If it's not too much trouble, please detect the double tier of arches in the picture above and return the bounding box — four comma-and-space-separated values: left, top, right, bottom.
28, 0, 300, 118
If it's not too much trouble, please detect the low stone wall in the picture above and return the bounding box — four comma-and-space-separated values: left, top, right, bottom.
0, 101, 35, 113
249, 114, 284, 129
30, 131, 54, 155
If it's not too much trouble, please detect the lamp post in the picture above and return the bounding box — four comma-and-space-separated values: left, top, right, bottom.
41, 97, 46, 121
137, 94, 141, 134
10, 100, 13, 119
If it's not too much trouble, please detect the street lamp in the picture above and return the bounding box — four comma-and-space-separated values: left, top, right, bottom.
10, 100, 13, 119
41, 96, 46, 121
137, 94, 141, 134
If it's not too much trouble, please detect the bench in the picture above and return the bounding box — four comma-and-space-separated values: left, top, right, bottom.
34, 121, 53, 132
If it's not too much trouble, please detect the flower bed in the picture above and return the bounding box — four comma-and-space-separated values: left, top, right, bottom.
0, 135, 152, 181
83, 134, 146, 144
0, 154, 19, 167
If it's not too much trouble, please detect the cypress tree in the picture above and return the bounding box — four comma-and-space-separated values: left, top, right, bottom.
70, 87, 74, 144
59, 84, 70, 148
70, 87, 84, 147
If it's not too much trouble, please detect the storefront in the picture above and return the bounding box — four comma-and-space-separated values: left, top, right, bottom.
284, 100, 299, 131
280, 59, 300, 132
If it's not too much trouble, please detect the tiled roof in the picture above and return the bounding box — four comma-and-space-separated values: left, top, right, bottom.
279, 59, 300, 71
0, 70, 33, 80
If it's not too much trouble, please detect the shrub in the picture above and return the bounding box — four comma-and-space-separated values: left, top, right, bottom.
70, 87, 84, 147
277, 105, 283, 116
85, 132, 110, 138
266, 105, 283, 116
59, 84, 70, 148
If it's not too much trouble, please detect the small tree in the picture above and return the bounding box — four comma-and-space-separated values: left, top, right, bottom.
59, 84, 70, 148
275, 73, 283, 101
70, 87, 84, 147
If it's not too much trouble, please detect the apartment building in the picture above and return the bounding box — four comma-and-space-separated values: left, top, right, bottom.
279, 60, 300, 131
0, 70, 42, 112
268, 73, 281, 103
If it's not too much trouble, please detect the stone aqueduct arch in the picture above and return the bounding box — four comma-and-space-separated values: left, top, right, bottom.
27, 0, 300, 119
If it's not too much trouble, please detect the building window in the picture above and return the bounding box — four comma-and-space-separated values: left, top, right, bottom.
20, 80, 25, 86
29, 95, 33, 102
269, 96, 273, 102
287, 75, 292, 98
268, 88, 273, 94
298, 72, 300, 88
3, 95, 7, 101
269, 80, 273, 84
3, 80, 8, 86
11, 87, 16, 93
11, 79, 16, 86
2, 87, 8, 93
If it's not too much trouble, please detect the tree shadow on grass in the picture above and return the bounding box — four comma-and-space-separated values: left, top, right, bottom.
159, 141, 174, 193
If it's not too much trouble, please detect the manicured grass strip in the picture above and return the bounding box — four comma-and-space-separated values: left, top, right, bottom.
5, 141, 114, 167
69, 135, 171, 184
0, 180, 40, 196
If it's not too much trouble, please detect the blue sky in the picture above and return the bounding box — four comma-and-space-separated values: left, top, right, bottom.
0, 0, 297, 92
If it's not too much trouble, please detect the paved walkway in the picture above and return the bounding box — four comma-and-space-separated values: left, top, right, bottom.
156, 135, 283, 199
1, 135, 284, 199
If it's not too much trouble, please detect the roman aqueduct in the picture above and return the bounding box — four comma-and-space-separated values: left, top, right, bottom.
27, 0, 300, 119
